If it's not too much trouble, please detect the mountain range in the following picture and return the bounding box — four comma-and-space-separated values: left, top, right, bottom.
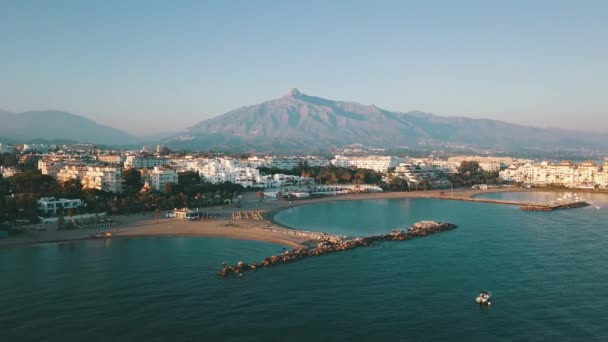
166, 89, 607, 152
0, 110, 136, 146
1, 91, 606, 152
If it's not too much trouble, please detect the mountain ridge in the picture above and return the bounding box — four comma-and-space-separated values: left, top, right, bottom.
170, 89, 606, 152
0, 110, 137, 145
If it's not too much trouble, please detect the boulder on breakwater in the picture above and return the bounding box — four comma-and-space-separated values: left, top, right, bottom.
218, 221, 456, 277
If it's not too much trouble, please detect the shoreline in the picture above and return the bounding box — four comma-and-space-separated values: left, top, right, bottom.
0, 187, 597, 249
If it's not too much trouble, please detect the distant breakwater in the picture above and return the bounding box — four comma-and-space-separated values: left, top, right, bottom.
218, 221, 456, 277
520, 201, 589, 211
434, 196, 589, 212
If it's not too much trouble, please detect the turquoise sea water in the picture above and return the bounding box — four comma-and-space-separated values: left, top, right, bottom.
2, 193, 608, 341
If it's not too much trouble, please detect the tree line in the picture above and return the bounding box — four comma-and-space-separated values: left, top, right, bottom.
258, 163, 385, 186
447, 161, 501, 187
0, 169, 246, 227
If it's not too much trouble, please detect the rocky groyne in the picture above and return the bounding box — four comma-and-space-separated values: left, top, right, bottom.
435, 195, 589, 212
521, 201, 589, 211
218, 221, 456, 277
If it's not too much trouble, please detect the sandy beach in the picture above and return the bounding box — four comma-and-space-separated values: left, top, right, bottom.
0, 187, 525, 249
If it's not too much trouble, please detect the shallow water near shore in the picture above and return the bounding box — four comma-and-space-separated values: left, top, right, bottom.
3, 193, 608, 341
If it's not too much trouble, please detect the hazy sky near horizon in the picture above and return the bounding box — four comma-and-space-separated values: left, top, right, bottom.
1, 0, 607, 135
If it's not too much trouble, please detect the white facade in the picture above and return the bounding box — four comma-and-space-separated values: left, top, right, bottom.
58, 165, 124, 193
38, 159, 65, 176
142, 166, 178, 192
124, 155, 169, 169
393, 162, 450, 188
447, 156, 514, 172
246, 156, 330, 169
82, 167, 124, 193
37, 197, 86, 215
97, 155, 125, 164
499, 161, 608, 188
193, 158, 261, 188
331, 155, 399, 173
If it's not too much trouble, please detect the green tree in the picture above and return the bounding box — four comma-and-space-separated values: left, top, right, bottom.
10, 170, 57, 194
419, 179, 431, 191
123, 169, 142, 194
389, 178, 409, 191
164, 182, 174, 194
0, 153, 18, 167
178, 171, 200, 186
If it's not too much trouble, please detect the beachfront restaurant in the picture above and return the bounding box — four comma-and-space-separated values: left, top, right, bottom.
173, 208, 200, 220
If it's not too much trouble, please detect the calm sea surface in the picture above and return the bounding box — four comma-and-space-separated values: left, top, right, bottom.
2, 192, 608, 341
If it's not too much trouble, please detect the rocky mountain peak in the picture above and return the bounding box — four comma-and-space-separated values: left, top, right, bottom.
285, 88, 302, 98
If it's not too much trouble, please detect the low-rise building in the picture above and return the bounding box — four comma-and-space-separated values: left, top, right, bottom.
37, 197, 86, 216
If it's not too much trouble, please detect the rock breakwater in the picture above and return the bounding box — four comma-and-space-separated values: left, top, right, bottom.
520, 201, 589, 211
218, 221, 456, 277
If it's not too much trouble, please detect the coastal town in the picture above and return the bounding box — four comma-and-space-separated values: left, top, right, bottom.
1, 140, 606, 242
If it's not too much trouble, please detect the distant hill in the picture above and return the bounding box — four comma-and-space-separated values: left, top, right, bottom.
0, 110, 137, 145
167, 89, 607, 152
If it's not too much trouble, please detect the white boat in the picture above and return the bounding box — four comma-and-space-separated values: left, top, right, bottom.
476, 291, 492, 305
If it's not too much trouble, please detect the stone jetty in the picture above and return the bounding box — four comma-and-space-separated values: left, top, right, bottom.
520, 201, 589, 211
434, 195, 589, 212
218, 221, 456, 277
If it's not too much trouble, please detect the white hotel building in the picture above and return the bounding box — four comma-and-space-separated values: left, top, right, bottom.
331, 155, 400, 173
192, 158, 261, 187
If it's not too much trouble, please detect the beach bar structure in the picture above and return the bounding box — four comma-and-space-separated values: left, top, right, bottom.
173, 208, 205, 220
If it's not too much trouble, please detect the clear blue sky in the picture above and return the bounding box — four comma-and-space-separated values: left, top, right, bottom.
1, 0, 606, 135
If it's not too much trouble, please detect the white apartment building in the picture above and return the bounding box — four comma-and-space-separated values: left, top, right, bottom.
124, 155, 169, 169
97, 155, 125, 164
257, 174, 314, 190
197, 159, 261, 187
82, 167, 124, 193
246, 156, 330, 169
141, 166, 178, 192
37, 197, 86, 216
57, 165, 124, 193
447, 156, 514, 172
331, 155, 399, 173
499, 161, 608, 188
38, 159, 65, 176
393, 162, 451, 188
268, 157, 301, 170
